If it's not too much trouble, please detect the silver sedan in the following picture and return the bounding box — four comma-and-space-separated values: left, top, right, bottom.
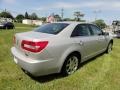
11, 22, 113, 76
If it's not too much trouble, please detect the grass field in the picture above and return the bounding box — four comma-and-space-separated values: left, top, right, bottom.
0, 23, 120, 90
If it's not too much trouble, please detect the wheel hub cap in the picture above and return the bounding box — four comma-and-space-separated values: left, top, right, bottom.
66, 56, 78, 75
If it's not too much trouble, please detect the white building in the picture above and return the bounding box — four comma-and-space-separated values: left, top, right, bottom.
32, 20, 43, 25
22, 19, 43, 25
22, 19, 32, 24
46, 16, 55, 23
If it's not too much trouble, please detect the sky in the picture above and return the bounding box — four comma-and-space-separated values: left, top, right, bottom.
1, 0, 120, 24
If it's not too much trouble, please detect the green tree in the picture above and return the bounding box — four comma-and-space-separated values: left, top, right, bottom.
63, 18, 75, 21
54, 14, 61, 21
93, 19, 107, 29
0, 11, 13, 19
16, 14, 24, 23
25, 12, 29, 19
30, 13, 38, 20
63, 18, 72, 21
74, 11, 84, 21
40, 17, 46, 22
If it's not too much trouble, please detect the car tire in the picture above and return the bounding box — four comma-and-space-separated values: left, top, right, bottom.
61, 53, 80, 76
5, 26, 8, 29
10, 27, 13, 29
12, 26, 14, 29
10, 26, 14, 29
13, 26, 15, 29
106, 42, 113, 53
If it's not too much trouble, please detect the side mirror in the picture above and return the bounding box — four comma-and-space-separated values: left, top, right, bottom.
103, 32, 109, 36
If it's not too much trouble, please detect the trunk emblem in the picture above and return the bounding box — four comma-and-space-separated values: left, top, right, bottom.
25, 53, 29, 56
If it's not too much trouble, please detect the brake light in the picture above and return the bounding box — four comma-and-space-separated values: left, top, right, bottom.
21, 40, 48, 53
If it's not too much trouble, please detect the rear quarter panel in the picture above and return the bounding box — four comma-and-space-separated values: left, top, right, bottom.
46, 37, 83, 72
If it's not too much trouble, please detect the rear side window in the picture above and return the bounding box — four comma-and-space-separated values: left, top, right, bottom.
7, 22, 13, 26
89, 25, 103, 35
35, 23, 69, 34
71, 24, 91, 37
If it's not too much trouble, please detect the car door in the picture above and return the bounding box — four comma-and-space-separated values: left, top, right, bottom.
89, 24, 107, 53
71, 24, 99, 61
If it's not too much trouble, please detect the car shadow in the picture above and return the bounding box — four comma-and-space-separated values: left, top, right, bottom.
79, 52, 104, 68
30, 73, 65, 83
29, 52, 105, 83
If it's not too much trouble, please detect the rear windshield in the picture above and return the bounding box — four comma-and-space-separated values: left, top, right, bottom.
34, 23, 69, 34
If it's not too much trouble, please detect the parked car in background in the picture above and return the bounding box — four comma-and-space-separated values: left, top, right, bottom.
0, 22, 15, 29
114, 30, 120, 38
11, 22, 113, 77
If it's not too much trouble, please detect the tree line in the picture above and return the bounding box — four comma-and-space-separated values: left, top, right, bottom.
0, 11, 85, 22
0, 11, 46, 23
0, 11, 107, 29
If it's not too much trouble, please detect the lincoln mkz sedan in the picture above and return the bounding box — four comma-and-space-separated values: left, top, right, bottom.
11, 22, 113, 76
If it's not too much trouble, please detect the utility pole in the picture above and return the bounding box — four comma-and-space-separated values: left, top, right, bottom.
93, 10, 101, 21
61, 8, 64, 21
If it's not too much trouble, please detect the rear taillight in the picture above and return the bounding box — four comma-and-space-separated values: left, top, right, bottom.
21, 40, 48, 53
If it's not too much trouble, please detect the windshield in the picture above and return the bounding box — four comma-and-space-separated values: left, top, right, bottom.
34, 23, 69, 34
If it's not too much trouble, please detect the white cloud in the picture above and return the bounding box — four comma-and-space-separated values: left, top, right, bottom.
35, 1, 120, 11
54, 2, 104, 9
55, 2, 79, 9
2, 0, 16, 4
112, 2, 120, 8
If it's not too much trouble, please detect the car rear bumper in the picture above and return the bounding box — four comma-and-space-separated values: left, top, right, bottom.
11, 47, 59, 76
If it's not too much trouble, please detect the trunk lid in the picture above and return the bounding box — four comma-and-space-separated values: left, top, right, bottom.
14, 31, 53, 59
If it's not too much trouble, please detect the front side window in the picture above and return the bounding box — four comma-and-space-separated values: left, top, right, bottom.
35, 23, 69, 34
71, 24, 91, 37
89, 25, 103, 35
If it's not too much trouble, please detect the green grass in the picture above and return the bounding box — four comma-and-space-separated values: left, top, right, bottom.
14, 23, 37, 27
0, 24, 120, 90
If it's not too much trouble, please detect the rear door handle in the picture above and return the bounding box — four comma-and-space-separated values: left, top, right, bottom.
79, 41, 84, 45
98, 37, 104, 40
98, 38, 103, 40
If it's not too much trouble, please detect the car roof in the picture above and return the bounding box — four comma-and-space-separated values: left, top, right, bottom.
53, 21, 92, 25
